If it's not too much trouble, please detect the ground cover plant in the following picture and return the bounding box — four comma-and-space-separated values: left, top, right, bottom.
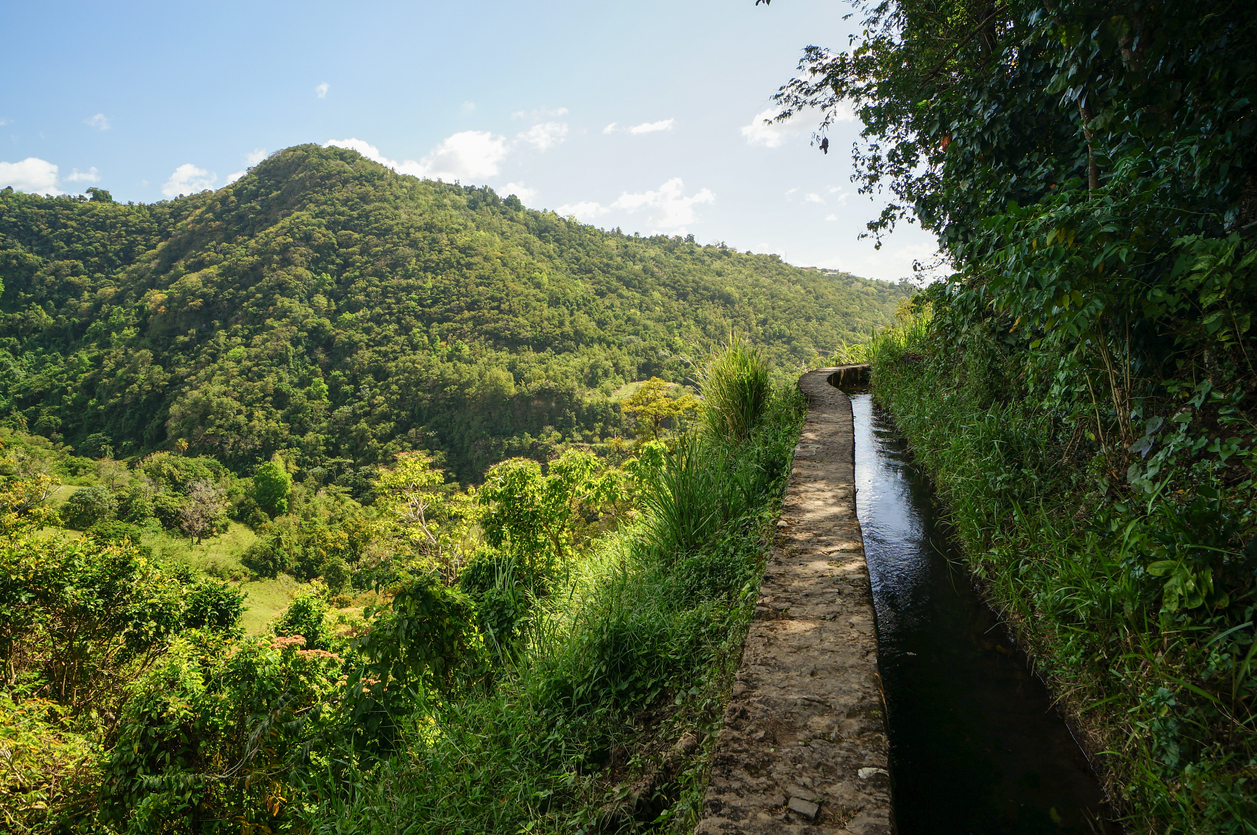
0, 339, 805, 834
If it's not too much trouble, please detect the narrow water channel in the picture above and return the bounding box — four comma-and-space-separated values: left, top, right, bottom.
848, 391, 1117, 834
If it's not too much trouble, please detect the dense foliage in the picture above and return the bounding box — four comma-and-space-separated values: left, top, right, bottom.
0, 340, 803, 834
0, 144, 909, 485
769, 0, 1257, 830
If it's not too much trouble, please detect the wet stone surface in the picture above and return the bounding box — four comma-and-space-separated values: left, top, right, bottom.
696, 368, 892, 835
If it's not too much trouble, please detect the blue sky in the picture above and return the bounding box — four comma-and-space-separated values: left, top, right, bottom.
0, 0, 938, 282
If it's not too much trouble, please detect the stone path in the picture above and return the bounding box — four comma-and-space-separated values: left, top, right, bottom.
696, 367, 892, 835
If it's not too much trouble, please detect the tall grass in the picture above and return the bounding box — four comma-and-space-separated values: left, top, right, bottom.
698, 333, 772, 443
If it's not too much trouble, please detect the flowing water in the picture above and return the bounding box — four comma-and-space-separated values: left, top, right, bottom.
849, 390, 1118, 834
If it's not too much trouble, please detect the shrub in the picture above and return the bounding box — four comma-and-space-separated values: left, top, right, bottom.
116, 483, 155, 525
183, 580, 246, 634
252, 459, 292, 516
273, 587, 330, 650
61, 485, 117, 530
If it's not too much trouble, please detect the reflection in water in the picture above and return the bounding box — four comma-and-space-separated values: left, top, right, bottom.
850, 393, 1117, 834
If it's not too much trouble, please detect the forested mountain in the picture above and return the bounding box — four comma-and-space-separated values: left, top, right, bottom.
0, 143, 910, 483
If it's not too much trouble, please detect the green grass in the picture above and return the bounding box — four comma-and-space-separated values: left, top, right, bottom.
698, 333, 772, 443
238, 574, 306, 635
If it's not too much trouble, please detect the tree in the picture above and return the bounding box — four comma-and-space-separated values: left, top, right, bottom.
178, 479, 226, 545
372, 452, 469, 577
621, 377, 699, 441
252, 457, 292, 516
0, 473, 56, 533
767, 0, 1257, 448
61, 485, 117, 530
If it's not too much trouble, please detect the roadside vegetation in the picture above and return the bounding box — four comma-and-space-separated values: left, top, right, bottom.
764, 0, 1257, 830
864, 299, 1255, 833
1, 337, 804, 834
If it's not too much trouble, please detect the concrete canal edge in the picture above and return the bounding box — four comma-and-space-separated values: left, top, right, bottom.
696, 366, 892, 834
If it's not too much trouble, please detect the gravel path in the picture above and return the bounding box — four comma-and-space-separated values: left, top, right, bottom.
696, 368, 892, 835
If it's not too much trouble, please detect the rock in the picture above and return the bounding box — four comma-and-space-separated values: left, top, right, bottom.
788, 796, 821, 820
858, 767, 889, 780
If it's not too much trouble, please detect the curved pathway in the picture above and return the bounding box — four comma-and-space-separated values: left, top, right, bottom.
696, 367, 892, 835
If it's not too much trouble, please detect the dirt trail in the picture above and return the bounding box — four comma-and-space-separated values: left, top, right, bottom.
696, 368, 892, 834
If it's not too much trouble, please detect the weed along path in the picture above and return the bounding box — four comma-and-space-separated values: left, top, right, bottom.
697, 366, 892, 835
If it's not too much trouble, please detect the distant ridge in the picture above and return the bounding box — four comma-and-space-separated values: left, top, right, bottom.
0, 143, 913, 484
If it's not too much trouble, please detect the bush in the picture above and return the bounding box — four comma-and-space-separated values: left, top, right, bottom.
86, 519, 153, 558
274, 587, 330, 650
241, 536, 289, 578
116, 483, 155, 525
61, 484, 117, 530
231, 493, 270, 529
183, 581, 246, 634
459, 548, 533, 659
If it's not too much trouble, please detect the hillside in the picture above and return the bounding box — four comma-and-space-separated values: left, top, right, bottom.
0, 144, 911, 483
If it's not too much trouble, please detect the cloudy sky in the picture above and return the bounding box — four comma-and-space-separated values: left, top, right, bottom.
0, 0, 938, 282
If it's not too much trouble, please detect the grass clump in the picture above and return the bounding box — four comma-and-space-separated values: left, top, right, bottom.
698, 333, 772, 443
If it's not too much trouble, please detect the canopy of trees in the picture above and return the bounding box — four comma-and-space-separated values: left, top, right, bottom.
0, 144, 912, 485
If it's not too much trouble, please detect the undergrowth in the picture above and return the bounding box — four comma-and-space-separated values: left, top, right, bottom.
866, 300, 1257, 834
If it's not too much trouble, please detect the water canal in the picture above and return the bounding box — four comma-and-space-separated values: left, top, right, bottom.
847, 389, 1118, 834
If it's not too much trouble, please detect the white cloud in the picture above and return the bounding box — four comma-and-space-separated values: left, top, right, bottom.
558, 178, 715, 230
419, 131, 509, 180
0, 118, 13, 126
603, 122, 617, 134
316, 82, 330, 98
742, 108, 802, 148
326, 132, 509, 182
502, 182, 537, 203
612, 178, 713, 229
226, 148, 268, 184
513, 106, 568, 120
462, 101, 476, 112
555, 200, 607, 221
0, 157, 61, 194
825, 214, 838, 221
743, 106, 852, 149
516, 121, 568, 151
163, 163, 216, 197
85, 113, 110, 131
805, 192, 824, 203
66, 167, 100, 183
628, 118, 674, 135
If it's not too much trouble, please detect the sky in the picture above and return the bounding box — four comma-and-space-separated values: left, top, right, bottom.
0, 0, 939, 283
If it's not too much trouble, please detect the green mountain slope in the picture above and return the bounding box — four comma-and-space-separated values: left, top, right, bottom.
0, 144, 910, 482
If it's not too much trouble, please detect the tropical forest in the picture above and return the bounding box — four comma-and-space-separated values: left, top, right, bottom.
2, 0, 1256, 833
1, 140, 908, 833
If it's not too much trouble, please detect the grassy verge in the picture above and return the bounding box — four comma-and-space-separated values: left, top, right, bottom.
305, 376, 806, 834
863, 305, 1257, 833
